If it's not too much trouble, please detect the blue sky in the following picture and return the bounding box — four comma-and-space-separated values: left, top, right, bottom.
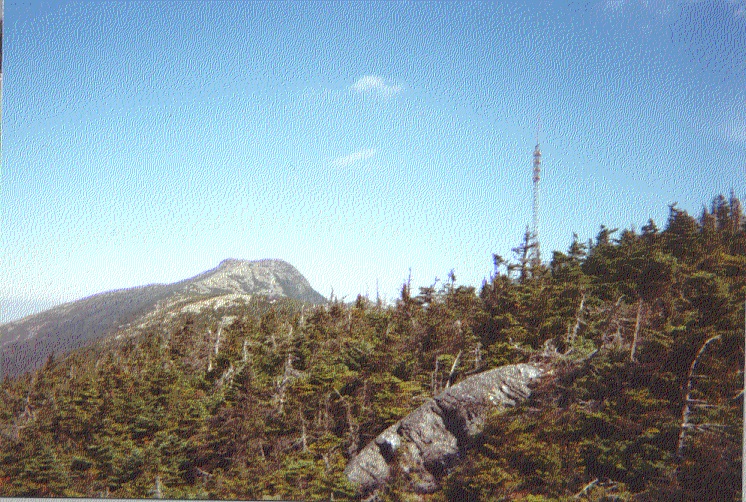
2, 0, 745, 322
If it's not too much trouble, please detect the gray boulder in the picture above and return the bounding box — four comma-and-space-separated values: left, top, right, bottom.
344, 363, 543, 497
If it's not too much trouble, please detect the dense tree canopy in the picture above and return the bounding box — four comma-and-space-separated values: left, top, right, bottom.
1, 194, 743, 500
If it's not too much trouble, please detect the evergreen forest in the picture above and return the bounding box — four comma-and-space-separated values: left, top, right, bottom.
0, 194, 744, 501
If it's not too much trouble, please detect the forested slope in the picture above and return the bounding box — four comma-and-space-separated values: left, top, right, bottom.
1, 194, 744, 500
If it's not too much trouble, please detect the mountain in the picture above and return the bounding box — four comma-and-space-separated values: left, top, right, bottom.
0, 259, 325, 378
0, 195, 743, 500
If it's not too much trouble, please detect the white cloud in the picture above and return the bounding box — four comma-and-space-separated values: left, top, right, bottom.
350, 75, 403, 97
331, 148, 377, 168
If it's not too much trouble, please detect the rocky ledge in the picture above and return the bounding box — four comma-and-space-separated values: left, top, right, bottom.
344, 363, 543, 498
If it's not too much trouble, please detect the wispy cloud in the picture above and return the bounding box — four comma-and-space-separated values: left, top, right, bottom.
721, 119, 746, 143
604, 0, 626, 10
602, 0, 675, 19
350, 75, 403, 97
331, 148, 377, 168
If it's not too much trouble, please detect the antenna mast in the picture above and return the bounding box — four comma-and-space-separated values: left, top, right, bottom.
531, 120, 542, 263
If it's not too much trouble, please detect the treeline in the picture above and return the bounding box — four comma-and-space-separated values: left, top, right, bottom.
0, 194, 744, 500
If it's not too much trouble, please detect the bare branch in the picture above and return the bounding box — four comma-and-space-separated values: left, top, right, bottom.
445, 350, 462, 389
677, 334, 722, 461
630, 298, 644, 362
573, 478, 599, 499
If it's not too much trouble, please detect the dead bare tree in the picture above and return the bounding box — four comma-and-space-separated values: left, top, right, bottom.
299, 411, 309, 453
472, 342, 482, 371
445, 350, 462, 389
207, 321, 226, 372
272, 353, 305, 416
676, 334, 722, 462
629, 298, 645, 362
152, 475, 163, 499
573, 478, 598, 499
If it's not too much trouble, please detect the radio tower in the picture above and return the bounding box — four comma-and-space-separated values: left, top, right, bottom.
531, 127, 542, 264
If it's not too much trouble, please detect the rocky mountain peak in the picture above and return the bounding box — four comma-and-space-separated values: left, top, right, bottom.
184, 259, 323, 303
1, 258, 325, 377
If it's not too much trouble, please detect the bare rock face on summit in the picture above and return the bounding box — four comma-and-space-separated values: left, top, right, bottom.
345, 363, 543, 498
184, 259, 326, 304
0, 259, 325, 378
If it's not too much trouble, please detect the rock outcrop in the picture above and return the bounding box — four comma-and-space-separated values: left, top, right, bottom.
181, 258, 326, 304
345, 363, 543, 498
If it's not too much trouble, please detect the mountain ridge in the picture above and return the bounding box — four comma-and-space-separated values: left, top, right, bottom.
0, 259, 325, 377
